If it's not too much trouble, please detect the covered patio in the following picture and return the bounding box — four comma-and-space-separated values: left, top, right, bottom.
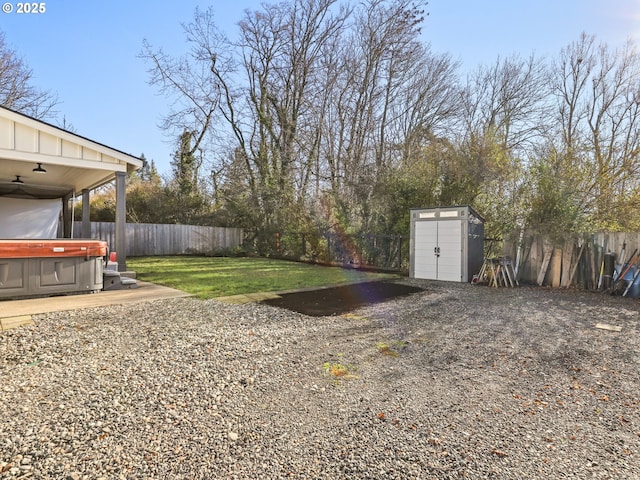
0, 106, 143, 268
0, 106, 145, 299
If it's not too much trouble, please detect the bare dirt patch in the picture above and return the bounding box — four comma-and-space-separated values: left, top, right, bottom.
261, 280, 424, 316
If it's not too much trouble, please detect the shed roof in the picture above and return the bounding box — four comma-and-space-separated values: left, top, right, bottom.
0, 106, 143, 199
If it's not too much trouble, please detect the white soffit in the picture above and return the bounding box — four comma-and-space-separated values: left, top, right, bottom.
0, 106, 142, 197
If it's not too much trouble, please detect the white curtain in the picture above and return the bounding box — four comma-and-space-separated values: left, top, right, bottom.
0, 197, 62, 238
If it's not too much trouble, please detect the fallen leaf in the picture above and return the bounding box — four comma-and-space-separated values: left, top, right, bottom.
491, 448, 508, 457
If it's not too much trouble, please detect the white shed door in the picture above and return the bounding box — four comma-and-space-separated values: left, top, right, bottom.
414, 221, 438, 279
436, 220, 462, 281
414, 220, 462, 281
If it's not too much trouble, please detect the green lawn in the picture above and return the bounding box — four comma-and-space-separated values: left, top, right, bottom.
127, 256, 398, 299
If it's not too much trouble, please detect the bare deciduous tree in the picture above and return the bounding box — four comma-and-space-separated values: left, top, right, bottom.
140, 11, 225, 159
141, 0, 640, 243
549, 32, 640, 229
318, 0, 443, 230
0, 31, 57, 119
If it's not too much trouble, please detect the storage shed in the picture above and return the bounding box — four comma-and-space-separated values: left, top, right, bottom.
410, 206, 484, 282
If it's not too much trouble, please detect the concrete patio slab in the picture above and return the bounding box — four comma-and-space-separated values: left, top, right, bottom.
0, 281, 192, 321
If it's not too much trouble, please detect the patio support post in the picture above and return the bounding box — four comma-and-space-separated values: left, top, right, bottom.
115, 171, 127, 272
81, 189, 91, 238
62, 192, 72, 238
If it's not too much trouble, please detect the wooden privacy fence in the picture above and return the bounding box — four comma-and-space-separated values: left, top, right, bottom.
73, 222, 243, 256
504, 232, 640, 290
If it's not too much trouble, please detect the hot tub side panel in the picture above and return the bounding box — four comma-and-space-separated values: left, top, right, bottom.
0, 256, 104, 299
0, 258, 27, 298
0, 240, 106, 299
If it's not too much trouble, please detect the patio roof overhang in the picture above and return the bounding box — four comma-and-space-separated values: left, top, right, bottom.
0, 106, 142, 199
0, 106, 143, 271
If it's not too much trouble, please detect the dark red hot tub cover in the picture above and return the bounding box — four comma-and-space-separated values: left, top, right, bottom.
0, 240, 108, 258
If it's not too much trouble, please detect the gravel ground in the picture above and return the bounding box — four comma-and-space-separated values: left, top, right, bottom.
1, 279, 640, 479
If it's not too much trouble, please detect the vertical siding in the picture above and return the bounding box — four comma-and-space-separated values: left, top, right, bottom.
73, 222, 243, 256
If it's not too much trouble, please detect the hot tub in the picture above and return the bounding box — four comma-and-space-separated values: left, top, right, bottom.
0, 239, 107, 300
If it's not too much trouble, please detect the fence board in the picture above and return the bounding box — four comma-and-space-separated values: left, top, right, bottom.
73, 222, 243, 256
507, 231, 640, 289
